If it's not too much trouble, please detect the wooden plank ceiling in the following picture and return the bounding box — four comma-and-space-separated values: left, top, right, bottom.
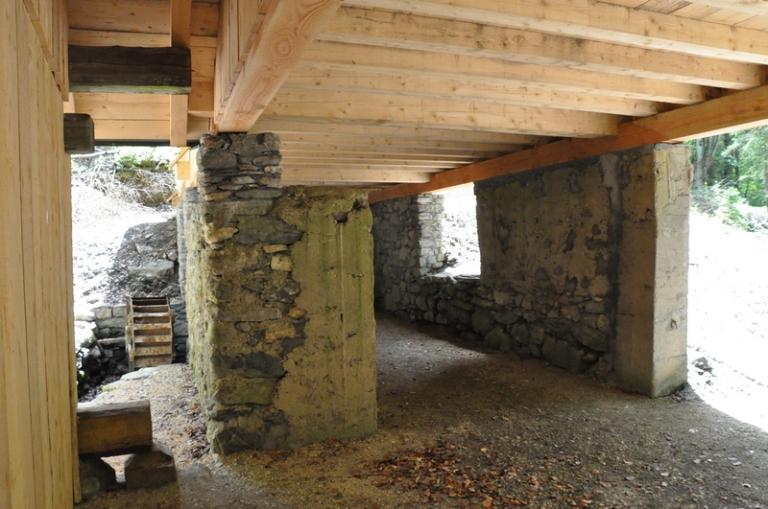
66, 0, 768, 186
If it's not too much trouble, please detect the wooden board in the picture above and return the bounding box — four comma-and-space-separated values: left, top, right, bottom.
1, 1, 76, 507
76, 401, 153, 457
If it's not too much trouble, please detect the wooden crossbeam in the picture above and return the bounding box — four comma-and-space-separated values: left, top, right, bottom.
68, 45, 191, 94
302, 42, 710, 105
369, 84, 768, 202
217, 0, 341, 132
343, 0, 768, 65
63, 114, 95, 154
283, 69, 664, 116
264, 89, 620, 137
253, 117, 547, 145
321, 7, 762, 89
283, 168, 431, 183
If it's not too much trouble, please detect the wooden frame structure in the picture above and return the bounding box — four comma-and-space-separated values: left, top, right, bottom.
5, 1, 768, 506
61, 0, 768, 189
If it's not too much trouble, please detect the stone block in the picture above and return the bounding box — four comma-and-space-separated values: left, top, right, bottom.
128, 260, 175, 280
124, 442, 177, 490
92, 306, 112, 320
79, 458, 117, 498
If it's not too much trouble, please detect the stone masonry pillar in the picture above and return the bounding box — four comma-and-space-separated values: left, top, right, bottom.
613, 144, 691, 397
183, 133, 376, 453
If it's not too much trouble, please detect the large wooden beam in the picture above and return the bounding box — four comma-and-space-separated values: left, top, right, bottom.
369, 84, 768, 202
264, 89, 621, 137
283, 168, 431, 184
69, 45, 191, 94
217, 0, 341, 132
284, 69, 663, 116
344, 0, 768, 65
63, 113, 94, 154
77, 401, 152, 457
303, 42, 710, 106
253, 117, 547, 145
322, 7, 762, 89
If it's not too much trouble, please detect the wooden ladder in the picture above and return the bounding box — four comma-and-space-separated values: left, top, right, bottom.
126, 296, 174, 369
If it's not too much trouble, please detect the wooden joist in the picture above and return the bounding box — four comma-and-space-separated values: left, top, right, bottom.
322, 7, 762, 89
217, 0, 342, 131
369, 84, 768, 202
77, 401, 152, 457
264, 89, 621, 137
283, 168, 431, 183
63, 113, 94, 154
283, 69, 664, 116
302, 42, 711, 105
343, 0, 768, 65
68, 45, 191, 94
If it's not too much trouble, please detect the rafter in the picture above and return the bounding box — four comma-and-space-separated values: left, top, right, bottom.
343, 0, 768, 65
369, 84, 768, 202
320, 7, 762, 89
283, 69, 664, 116
264, 90, 621, 137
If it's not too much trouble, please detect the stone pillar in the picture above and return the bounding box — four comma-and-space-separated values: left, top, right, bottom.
183, 133, 376, 453
613, 144, 690, 397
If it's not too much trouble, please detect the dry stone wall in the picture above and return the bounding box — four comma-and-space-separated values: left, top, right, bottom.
372, 145, 690, 389
183, 133, 376, 453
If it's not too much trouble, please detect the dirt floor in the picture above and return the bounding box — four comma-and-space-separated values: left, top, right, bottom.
78, 315, 768, 509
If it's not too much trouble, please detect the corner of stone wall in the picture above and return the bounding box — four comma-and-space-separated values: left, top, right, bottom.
371, 144, 691, 397
613, 143, 690, 397
183, 133, 376, 453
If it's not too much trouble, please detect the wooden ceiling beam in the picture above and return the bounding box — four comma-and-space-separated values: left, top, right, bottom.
283, 69, 664, 116
303, 42, 710, 105
254, 117, 548, 145
682, 0, 768, 17
280, 139, 518, 156
283, 168, 432, 183
343, 0, 768, 65
170, 0, 191, 146
68, 45, 191, 94
217, 0, 341, 132
264, 89, 621, 137
321, 7, 762, 89
369, 83, 768, 202
68, 0, 218, 37
281, 145, 496, 159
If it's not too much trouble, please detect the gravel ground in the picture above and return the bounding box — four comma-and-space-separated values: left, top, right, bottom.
687, 211, 768, 432
79, 316, 768, 509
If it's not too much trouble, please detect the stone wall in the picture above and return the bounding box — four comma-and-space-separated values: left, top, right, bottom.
372, 145, 690, 394
183, 133, 376, 453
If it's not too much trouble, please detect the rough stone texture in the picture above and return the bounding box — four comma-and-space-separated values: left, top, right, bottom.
184, 133, 376, 453
79, 457, 117, 498
124, 442, 177, 490
372, 145, 690, 395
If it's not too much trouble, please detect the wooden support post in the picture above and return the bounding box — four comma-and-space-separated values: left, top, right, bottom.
68, 45, 192, 94
63, 113, 94, 154
77, 401, 153, 457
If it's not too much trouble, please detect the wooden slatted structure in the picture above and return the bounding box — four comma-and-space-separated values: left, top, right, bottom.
60, 0, 768, 189
126, 297, 175, 369
1, 0, 79, 507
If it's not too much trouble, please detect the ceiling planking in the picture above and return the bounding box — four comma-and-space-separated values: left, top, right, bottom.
65, 0, 768, 186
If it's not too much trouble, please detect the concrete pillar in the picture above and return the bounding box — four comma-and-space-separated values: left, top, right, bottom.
614, 144, 691, 397
183, 133, 376, 453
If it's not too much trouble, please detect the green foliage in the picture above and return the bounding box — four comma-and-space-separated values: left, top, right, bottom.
688, 126, 768, 222
692, 184, 768, 232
